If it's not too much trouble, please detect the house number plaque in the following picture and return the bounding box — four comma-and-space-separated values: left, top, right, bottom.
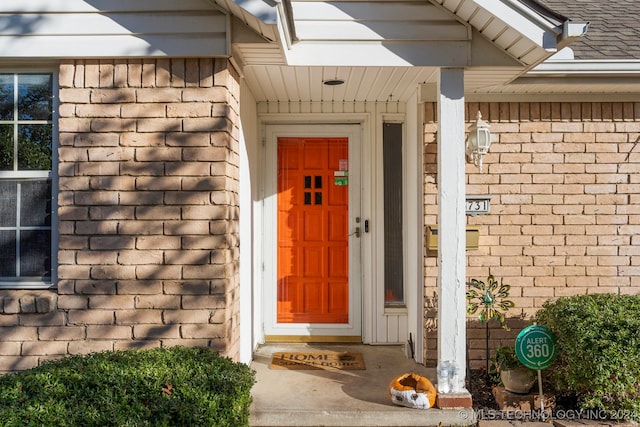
466, 195, 491, 216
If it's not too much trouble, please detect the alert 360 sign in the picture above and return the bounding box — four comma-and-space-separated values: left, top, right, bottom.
515, 325, 557, 370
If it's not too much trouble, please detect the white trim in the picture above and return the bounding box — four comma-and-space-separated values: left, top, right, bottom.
262, 123, 363, 338
372, 111, 385, 339
228, 0, 278, 25
474, 0, 560, 49
51, 70, 60, 291
0, 281, 56, 290
531, 60, 640, 75
238, 81, 262, 360
500, 0, 561, 32
0, 4, 229, 58
465, 93, 640, 102
283, 42, 470, 67
0, 171, 51, 179
239, 120, 252, 364
0, 35, 229, 58
276, 1, 294, 50
404, 90, 424, 362
1, 0, 211, 12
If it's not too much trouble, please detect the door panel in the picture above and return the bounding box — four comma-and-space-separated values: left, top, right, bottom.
277, 137, 349, 324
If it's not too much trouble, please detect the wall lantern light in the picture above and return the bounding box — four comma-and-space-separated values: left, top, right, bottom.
466, 111, 491, 172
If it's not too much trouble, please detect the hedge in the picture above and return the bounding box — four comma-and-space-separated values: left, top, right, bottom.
535, 294, 640, 421
0, 346, 255, 427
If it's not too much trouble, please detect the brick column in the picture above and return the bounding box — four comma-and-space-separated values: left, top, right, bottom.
58, 58, 241, 360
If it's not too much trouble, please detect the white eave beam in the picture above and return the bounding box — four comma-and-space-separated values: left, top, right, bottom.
282, 42, 470, 67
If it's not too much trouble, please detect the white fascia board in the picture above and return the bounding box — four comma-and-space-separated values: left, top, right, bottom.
474, 0, 561, 51
0, 35, 229, 58
530, 60, 640, 76
276, 0, 294, 49
283, 41, 470, 67
0, 0, 211, 13
231, 0, 279, 24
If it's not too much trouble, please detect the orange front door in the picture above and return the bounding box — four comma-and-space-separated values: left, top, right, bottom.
277, 137, 349, 324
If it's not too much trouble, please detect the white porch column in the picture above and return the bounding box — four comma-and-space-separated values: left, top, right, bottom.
436, 68, 468, 389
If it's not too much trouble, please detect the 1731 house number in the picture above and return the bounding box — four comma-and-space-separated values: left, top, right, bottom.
466, 195, 491, 216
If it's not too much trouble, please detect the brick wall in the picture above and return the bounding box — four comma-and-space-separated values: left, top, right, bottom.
423, 101, 640, 367
0, 58, 241, 373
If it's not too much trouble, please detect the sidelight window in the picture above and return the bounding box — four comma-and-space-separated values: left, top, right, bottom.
383, 122, 404, 306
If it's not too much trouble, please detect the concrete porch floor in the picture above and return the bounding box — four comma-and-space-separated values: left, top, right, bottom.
249, 343, 476, 427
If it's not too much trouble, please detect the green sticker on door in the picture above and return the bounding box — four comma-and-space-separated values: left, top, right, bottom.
334, 169, 348, 186
334, 177, 348, 186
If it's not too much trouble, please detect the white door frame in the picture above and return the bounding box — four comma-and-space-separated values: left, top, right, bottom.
262, 123, 362, 338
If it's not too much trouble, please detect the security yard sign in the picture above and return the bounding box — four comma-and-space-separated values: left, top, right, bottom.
515, 324, 557, 370
515, 324, 557, 413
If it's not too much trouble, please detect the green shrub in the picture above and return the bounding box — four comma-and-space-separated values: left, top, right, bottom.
0, 346, 255, 427
535, 294, 640, 421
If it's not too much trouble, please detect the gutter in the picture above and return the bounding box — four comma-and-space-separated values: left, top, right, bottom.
528, 59, 640, 76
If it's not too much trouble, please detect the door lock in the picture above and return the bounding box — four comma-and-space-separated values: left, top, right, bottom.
353, 217, 361, 238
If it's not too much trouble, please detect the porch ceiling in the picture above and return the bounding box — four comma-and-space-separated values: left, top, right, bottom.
241, 65, 527, 103
241, 62, 640, 104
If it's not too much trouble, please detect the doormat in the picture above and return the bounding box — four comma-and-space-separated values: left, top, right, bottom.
269, 352, 365, 370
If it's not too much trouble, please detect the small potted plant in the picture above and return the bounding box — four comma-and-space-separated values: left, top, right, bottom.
492, 346, 536, 394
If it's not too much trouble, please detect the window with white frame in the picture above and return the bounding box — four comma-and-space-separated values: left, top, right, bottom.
0, 73, 54, 288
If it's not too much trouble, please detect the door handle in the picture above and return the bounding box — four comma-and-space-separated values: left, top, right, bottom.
354, 227, 361, 238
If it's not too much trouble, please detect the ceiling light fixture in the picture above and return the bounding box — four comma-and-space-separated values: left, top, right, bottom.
323, 79, 345, 86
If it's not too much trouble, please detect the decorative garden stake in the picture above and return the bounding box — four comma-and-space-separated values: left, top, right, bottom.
466, 275, 515, 372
